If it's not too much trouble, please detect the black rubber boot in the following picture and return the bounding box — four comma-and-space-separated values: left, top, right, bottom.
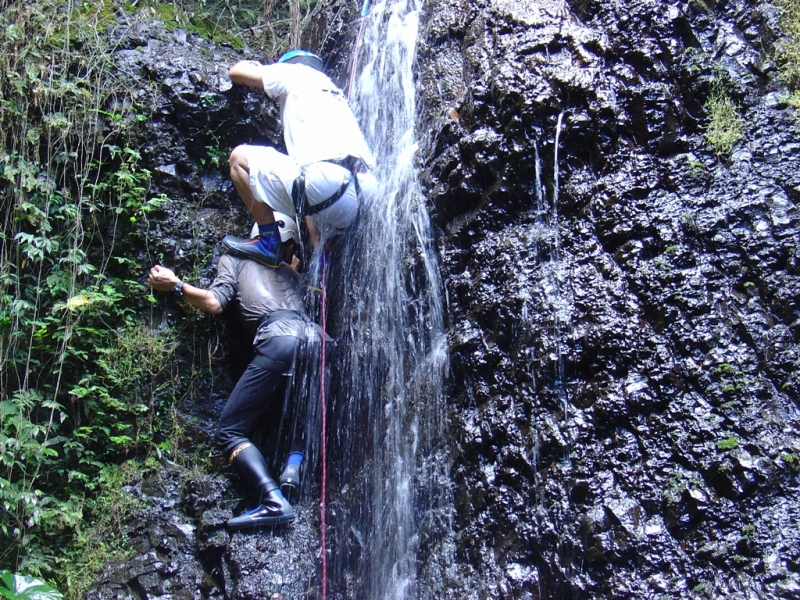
226, 489, 294, 531
226, 443, 295, 531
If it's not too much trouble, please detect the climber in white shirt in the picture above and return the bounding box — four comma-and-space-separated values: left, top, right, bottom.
223, 50, 377, 267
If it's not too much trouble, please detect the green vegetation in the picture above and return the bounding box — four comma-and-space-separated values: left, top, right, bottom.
717, 436, 740, 451
712, 362, 749, 395
663, 472, 687, 505
0, 570, 63, 599
704, 81, 744, 156
775, 0, 800, 88
131, 0, 323, 54
0, 0, 171, 581
741, 523, 756, 540
0, 0, 324, 594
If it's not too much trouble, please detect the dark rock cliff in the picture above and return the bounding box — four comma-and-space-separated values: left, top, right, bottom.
85, 0, 799, 598
418, 0, 800, 597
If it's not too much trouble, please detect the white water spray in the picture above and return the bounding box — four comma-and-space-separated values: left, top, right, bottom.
324, 0, 449, 597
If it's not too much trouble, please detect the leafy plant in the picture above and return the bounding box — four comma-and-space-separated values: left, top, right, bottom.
0, 0, 183, 590
0, 571, 63, 600
0, 0, 317, 592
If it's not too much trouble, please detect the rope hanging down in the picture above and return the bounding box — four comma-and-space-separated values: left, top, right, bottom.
319, 251, 329, 600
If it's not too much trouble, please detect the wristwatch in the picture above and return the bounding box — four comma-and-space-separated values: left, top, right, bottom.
173, 280, 185, 298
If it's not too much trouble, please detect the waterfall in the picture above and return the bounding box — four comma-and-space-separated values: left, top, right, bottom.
323, 0, 450, 597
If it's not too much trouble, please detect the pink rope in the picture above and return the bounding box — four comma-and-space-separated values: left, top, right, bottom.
319, 252, 329, 600
346, 18, 366, 99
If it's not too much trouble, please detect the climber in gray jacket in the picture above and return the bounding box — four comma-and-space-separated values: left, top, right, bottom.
149, 214, 320, 531
223, 49, 378, 266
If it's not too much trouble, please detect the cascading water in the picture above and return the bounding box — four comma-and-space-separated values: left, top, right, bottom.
322, 0, 450, 597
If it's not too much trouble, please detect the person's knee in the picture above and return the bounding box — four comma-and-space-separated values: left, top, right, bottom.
214, 424, 229, 454
215, 423, 245, 458
229, 145, 249, 173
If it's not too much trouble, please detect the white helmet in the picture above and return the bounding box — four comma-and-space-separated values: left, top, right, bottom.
249, 212, 300, 243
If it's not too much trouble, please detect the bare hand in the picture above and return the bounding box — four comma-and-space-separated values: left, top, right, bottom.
148, 265, 179, 292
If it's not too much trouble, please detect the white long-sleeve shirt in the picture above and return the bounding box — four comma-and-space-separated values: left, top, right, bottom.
260, 63, 375, 169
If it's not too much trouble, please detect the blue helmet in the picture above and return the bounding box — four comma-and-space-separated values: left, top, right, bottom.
278, 50, 324, 72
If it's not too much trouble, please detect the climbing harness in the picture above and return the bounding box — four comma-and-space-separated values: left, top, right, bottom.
291, 159, 363, 222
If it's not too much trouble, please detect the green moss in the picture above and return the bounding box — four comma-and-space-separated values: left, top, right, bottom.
741, 523, 756, 539
717, 436, 740, 451
775, 0, 800, 88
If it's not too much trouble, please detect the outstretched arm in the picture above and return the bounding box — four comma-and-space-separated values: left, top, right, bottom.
229, 60, 266, 88
148, 265, 223, 315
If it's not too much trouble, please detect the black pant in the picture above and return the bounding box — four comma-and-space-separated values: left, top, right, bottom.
215, 335, 303, 459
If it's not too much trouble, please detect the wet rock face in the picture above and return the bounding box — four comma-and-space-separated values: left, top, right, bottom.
419, 0, 800, 597
85, 464, 320, 600
84, 0, 800, 597
84, 18, 327, 600
109, 18, 277, 283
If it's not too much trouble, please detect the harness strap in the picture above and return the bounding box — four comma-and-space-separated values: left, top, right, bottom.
305, 174, 356, 216
291, 173, 307, 219
292, 157, 367, 219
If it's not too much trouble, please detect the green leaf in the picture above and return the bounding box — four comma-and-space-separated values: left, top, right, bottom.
0, 571, 64, 600
0, 401, 18, 419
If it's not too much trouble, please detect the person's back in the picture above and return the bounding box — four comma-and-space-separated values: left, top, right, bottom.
210, 254, 305, 332
260, 62, 374, 168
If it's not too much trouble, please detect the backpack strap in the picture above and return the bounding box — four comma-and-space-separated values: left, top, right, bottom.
296, 157, 366, 218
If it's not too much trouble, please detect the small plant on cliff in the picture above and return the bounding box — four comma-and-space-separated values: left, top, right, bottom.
704, 81, 744, 156
774, 0, 800, 88
717, 436, 740, 451
56, 460, 153, 598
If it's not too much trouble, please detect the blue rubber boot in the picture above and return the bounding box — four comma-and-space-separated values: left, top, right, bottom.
223, 223, 283, 268
279, 453, 303, 504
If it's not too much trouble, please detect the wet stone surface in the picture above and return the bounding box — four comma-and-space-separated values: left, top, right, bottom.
418, 0, 800, 597
85, 464, 320, 600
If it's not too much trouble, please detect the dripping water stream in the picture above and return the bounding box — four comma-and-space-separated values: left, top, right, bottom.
521, 115, 573, 590
322, 0, 450, 596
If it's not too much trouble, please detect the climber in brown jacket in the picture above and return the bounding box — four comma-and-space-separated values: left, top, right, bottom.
149, 214, 320, 531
